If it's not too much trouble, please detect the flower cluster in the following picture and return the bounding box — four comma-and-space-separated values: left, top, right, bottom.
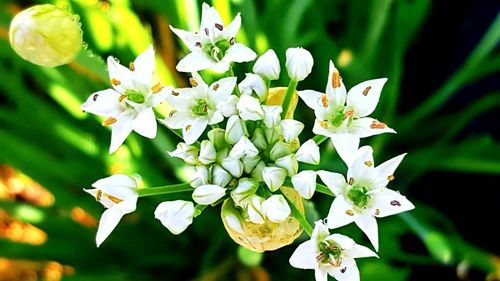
78, 3, 415, 281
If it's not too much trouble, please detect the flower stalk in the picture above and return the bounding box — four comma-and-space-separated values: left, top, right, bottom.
137, 183, 193, 197
281, 79, 298, 119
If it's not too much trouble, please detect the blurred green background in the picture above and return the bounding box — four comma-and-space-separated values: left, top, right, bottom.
0, 0, 499, 280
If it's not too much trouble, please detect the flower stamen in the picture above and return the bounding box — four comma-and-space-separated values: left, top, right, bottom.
189, 78, 198, 87
111, 78, 121, 86
129, 62, 135, 71
370, 120, 387, 129
331, 69, 340, 88
321, 94, 328, 107
362, 86, 371, 96
151, 83, 163, 94
102, 117, 117, 126
214, 23, 223, 31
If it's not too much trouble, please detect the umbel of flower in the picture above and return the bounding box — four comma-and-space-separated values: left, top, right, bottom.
318, 146, 414, 250
9, 4, 83, 67
170, 2, 256, 72
299, 61, 395, 166
290, 221, 377, 281
84, 174, 139, 247
82, 45, 172, 153
161, 72, 237, 144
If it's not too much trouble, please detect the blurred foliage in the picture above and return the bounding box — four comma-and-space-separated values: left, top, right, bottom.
0, 0, 499, 280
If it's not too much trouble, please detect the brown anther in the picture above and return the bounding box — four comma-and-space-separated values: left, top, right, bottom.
171, 90, 179, 96
374, 208, 380, 216
129, 62, 135, 71
348, 177, 354, 185
332, 69, 341, 89
195, 42, 202, 48
229, 37, 235, 45
370, 120, 387, 129
110, 78, 121, 86
151, 83, 163, 94
203, 104, 208, 113
320, 121, 329, 129
344, 110, 354, 118
345, 209, 355, 216
214, 23, 223, 31
340, 267, 347, 273
92, 94, 99, 101
316, 253, 325, 262
330, 258, 342, 267
204, 28, 209, 36
362, 86, 372, 96
102, 117, 117, 126
387, 175, 395, 181
189, 77, 198, 87
119, 95, 127, 102
168, 110, 177, 117
390, 200, 401, 207
185, 124, 192, 132
213, 83, 220, 91
321, 94, 329, 107
96, 190, 102, 201
364, 160, 373, 167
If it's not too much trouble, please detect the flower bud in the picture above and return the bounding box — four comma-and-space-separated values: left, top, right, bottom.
264, 127, 282, 145
208, 128, 227, 151
199, 140, 216, 165
291, 170, 317, 199
190, 165, 209, 188
269, 141, 292, 161
231, 178, 258, 207
251, 128, 268, 150
253, 49, 280, 80
285, 47, 313, 81
192, 184, 226, 205
262, 166, 287, 192
225, 115, 246, 145
262, 105, 282, 128
295, 139, 320, 165
154, 200, 195, 235
247, 195, 266, 224
212, 164, 232, 188
275, 154, 298, 176
217, 95, 239, 117
242, 156, 261, 174
239, 73, 267, 102
9, 4, 83, 67
262, 195, 291, 223
229, 136, 259, 159
237, 95, 264, 121
281, 119, 304, 143
221, 157, 244, 178
169, 142, 199, 165
250, 160, 266, 182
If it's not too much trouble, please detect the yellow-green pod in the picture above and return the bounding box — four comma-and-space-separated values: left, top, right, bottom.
9, 4, 83, 67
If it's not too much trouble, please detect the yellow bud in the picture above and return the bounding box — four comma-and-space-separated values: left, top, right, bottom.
9, 4, 83, 67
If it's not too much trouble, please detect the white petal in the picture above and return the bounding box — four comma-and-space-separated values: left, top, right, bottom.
281, 119, 304, 143
170, 25, 202, 52
262, 166, 287, 192
109, 114, 134, 153
199, 140, 217, 165
239, 73, 267, 101
347, 78, 387, 117
373, 153, 406, 189
326, 195, 356, 229
81, 89, 123, 117
132, 107, 157, 139
347, 244, 378, 259
315, 268, 328, 281
285, 47, 314, 81
176, 51, 215, 72
107, 56, 133, 92
263, 194, 291, 223
217, 95, 238, 117
192, 184, 226, 205
296, 139, 320, 165
237, 94, 264, 121
225, 13, 241, 39
149, 85, 171, 107
225, 115, 246, 144
230, 178, 258, 207
221, 157, 244, 178
325, 60, 347, 108
291, 170, 317, 199
247, 195, 266, 224
354, 214, 379, 251
154, 200, 195, 235
209, 77, 237, 104
212, 164, 232, 187
297, 89, 323, 111
326, 233, 355, 250
160, 111, 192, 130
312, 220, 330, 241
208, 110, 224, 125
96, 208, 124, 247
253, 49, 280, 80
330, 133, 360, 167
275, 154, 299, 177
316, 171, 346, 195
92, 174, 137, 198
349, 117, 396, 138
289, 240, 318, 270
182, 117, 208, 145
262, 105, 282, 128
224, 43, 257, 63
330, 257, 360, 281
347, 145, 375, 183
211, 61, 231, 73
229, 136, 259, 159
200, 3, 224, 41
133, 45, 155, 85
370, 189, 414, 218
190, 165, 209, 187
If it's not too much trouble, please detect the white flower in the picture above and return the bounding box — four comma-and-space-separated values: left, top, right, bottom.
217, 95, 238, 117
253, 49, 280, 80
230, 178, 258, 207
262, 195, 291, 223
82, 45, 171, 153
168, 142, 199, 165
275, 154, 299, 176
192, 184, 226, 205
239, 73, 267, 102
229, 136, 259, 159
298, 61, 395, 166
212, 164, 232, 187
154, 200, 195, 235
318, 146, 414, 250
290, 221, 377, 281
237, 94, 264, 121
225, 115, 246, 144
295, 139, 320, 165
162, 73, 236, 145
247, 195, 266, 224
285, 47, 313, 81
221, 157, 244, 178
170, 2, 256, 73
199, 140, 217, 165
262, 105, 282, 128
281, 119, 304, 143
262, 166, 287, 192
84, 174, 138, 247
189, 165, 209, 188
292, 170, 317, 199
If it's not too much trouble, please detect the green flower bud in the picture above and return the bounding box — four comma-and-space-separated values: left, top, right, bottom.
9, 4, 83, 67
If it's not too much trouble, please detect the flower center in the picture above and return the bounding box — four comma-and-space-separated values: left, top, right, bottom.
204, 39, 231, 62
317, 240, 342, 266
347, 185, 370, 208
192, 99, 209, 115
124, 89, 145, 103
330, 107, 346, 127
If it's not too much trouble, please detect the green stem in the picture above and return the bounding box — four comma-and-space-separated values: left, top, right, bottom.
228, 66, 241, 96
279, 187, 313, 236
281, 79, 298, 119
194, 204, 208, 217
312, 135, 328, 145
284, 178, 334, 197
137, 183, 192, 197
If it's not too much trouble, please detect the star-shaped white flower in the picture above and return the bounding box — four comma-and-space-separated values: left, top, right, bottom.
318, 146, 415, 250
161, 72, 236, 144
170, 2, 256, 73
290, 221, 377, 281
84, 174, 138, 247
82, 45, 171, 153
298, 61, 395, 166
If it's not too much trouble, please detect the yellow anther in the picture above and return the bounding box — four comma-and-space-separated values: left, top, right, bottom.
151, 83, 163, 94
344, 110, 354, 118
345, 209, 355, 216
332, 69, 341, 89
362, 86, 372, 96
189, 77, 198, 87
107, 194, 122, 204
212, 83, 220, 91
364, 161, 373, 167
370, 120, 387, 129
320, 121, 329, 129
102, 117, 117, 126
321, 94, 328, 107
119, 95, 126, 102
110, 78, 121, 86
374, 209, 380, 216
129, 62, 135, 71
185, 124, 192, 132
348, 177, 354, 185
387, 175, 395, 181
171, 90, 179, 96
96, 190, 102, 201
